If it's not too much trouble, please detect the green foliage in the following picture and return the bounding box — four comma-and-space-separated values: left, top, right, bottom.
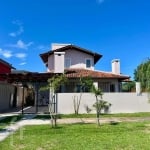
91, 85, 104, 125
122, 81, 135, 92
35, 112, 150, 119
134, 59, 150, 91
93, 100, 111, 114
48, 74, 67, 92
80, 76, 93, 92
91, 85, 103, 99
73, 76, 93, 115
40, 74, 67, 128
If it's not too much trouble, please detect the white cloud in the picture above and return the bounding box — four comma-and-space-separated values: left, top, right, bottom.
0, 48, 27, 60
9, 40, 33, 49
0, 48, 13, 58
97, 0, 105, 4
9, 20, 24, 37
15, 53, 27, 59
19, 62, 27, 66
36, 45, 49, 51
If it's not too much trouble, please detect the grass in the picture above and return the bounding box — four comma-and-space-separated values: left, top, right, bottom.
35, 112, 150, 119
1, 121, 150, 150
0, 115, 22, 130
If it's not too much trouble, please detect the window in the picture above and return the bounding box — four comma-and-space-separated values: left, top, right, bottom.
65, 58, 71, 68
86, 59, 91, 68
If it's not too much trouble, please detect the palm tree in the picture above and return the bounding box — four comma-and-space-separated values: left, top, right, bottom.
92, 85, 111, 126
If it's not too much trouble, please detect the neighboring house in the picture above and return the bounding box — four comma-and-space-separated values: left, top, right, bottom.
40, 44, 130, 92
0, 59, 16, 112
0, 58, 16, 82
0, 58, 15, 78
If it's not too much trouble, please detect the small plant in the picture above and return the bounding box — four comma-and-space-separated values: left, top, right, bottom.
91, 85, 111, 126
72, 76, 93, 115
93, 100, 111, 125
84, 104, 92, 114
73, 95, 81, 115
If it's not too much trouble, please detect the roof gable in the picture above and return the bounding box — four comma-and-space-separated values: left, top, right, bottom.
40, 45, 102, 64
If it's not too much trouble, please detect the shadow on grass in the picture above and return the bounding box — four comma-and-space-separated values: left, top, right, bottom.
69, 122, 94, 125
48, 126, 63, 129
109, 121, 119, 125
0, 128, 7, 132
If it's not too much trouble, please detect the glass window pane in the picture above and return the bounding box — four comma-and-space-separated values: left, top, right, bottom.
86, 59, 91, 68
65, 58, 71, 68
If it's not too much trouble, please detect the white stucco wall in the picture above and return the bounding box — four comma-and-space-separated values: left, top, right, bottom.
47, 55, 54, 72
57, 93, 150, 114
47, 49, 94, 71
65, 49, 94, 70
54, 52, 65, 73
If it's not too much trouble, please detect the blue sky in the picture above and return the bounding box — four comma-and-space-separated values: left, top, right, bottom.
0, 0, 150, 79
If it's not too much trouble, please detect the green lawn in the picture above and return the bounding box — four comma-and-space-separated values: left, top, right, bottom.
35, 112, 150, 119
1, 121, 150, 150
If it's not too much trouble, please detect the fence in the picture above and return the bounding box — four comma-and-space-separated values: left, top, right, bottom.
0, 82, 15, 112
57, 92, 150, 114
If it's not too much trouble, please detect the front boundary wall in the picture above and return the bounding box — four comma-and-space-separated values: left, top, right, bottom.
57, 93, 150, 114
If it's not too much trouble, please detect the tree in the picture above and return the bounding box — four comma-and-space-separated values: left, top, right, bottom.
73, 76, 93, 115
122, 81, 135, 92
41, 74, 67, 127
92, 85, 111, 126
134, 59, 150, 91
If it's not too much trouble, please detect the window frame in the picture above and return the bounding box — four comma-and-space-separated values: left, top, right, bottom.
65, 58, 71, 68
85, 58, 92, 68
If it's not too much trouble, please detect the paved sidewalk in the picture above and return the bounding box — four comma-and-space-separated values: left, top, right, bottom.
0, 114, 36, 142
1, 115, 150, 142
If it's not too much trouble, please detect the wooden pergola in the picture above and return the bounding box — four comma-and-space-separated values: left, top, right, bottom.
0, 72, 61, 114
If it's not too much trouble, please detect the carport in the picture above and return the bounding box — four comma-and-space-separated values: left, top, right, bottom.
0, 72, 60, 114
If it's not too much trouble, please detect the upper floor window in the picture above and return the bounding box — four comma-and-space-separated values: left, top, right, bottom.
86, 59, 92, 68
65, 58, 71, 68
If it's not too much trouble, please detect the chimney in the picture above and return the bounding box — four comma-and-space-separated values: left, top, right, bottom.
51, 43, 70, 50
111, 59, 120, 74
54, 52, 65, 73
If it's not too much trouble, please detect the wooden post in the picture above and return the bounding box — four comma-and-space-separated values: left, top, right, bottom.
21, 86, 24, 114
34, 82, 39, 113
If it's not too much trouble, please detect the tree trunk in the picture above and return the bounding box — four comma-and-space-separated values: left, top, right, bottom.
97, 114, 100, 126
96, 96, 100, 126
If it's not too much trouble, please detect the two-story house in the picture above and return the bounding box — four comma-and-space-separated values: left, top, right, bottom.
40, 44, 130, 92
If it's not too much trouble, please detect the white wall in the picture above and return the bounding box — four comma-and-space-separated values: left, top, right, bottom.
47, 48, 94, 71
65, 49, 94, 70
57, 93, 150, 114
112, 59, 120, 74
54, 52, 65, 73
47, 55, 54, 72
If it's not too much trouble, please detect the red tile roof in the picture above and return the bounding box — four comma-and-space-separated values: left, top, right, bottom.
65, 68, 130, 80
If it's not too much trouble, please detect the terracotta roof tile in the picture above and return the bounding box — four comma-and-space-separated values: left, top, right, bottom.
65, 68, 130, 80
